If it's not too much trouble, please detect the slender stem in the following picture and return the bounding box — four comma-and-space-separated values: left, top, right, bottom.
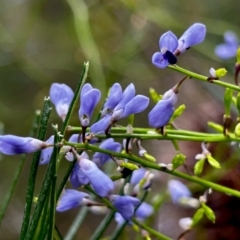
89, 211, 116, 240
95, 133, 238, 142
20, 98, 52, 240
47, 127, 58, 240
65, 142, 240, 198
132, 219, 172, 240
60, 62, 89, 137
24, 134, 59, 240
64, 207, 89, 240
67, 126, 229, 138
168, 65, 240, 92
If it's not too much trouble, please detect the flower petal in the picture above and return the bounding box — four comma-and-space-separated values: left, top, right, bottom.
90, 114, 111, 134
130, 168, 147, 186
80, 158, 114, 197
104, 83, 123, 110
39, 135, 54, 165
70, 163, 89, 188
114, 83, 135, 111
56, 189, 89, 212
135, 202, 153, 221
159, 31, 178, 52
152, 52, 169, 68
148, 100, 174, 128
0, 135, 44, 155
92, 139, 122, 167
122, 95, 149, 118
167, 180, 191, 204
224, 31, 239, 45
178, 23, 206, 52
215, 43, 238, 59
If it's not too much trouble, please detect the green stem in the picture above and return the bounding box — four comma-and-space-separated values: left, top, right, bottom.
168, 64, 240, 92
65, 142, 240, 198
132, 218, 172, 240
47, 127, 58, 240
95, 133, 239, 142
60, 62, 89, 137
24, 134, 59, 240
20, 98, 52, 240
64, 207, 89, 240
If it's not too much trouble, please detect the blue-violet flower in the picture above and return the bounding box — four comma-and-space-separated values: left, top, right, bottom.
50, 83, 74, 121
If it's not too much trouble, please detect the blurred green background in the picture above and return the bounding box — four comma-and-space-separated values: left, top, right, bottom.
0, 0, 240, 239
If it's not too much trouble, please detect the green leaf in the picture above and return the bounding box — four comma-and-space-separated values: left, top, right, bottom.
194, 159, 205, 175
191, 208, 204, 227
202, 203, 216, 223
207, 155, 221, 169
172, 153, 186, 169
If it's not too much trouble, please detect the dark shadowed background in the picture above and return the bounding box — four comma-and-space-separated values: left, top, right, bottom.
0, 0, 240, 239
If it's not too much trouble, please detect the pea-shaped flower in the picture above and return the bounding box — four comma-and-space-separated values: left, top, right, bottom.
130, 167, 147, 186
215, 31, 239, 59
110, 195, 140, 220
148, 89, 177, 128
39, 135, 54, 165
50, 83, 74, 121
135, 202, 153, 221
176, 23, 206, 54
152, 31, 178, 68
79, 83, 101, 127
91, 83, 149, 133
92, 138, 122, 167
101, 83, 123, 117
0, 135, 47, 155
56, 189, 89, 212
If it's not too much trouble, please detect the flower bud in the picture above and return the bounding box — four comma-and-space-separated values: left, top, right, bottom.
201, 202, 216, 223
171, 153, 186, 169
207, 155, 221, 169
224, 88, 233, 116
170, 104, 186, 122
237, 47, 240, 64
119, 161, 139, 170
234, 123, 240, 137
191, 208, 204, 226
143, 152, 156, 162
194, 158, 205, 175
149, 88, 160, 103
207, 122, 223, 133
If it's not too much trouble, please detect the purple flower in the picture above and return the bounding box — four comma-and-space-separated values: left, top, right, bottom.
101, 83, 123, 117
152, 31, 178, 68
135, 202, 153, 221
56, 189, 89, 212
130, 168, 147, 186
148, 90, 177, 128
0, 135, 46, 155
215, 31, 239, 59
92, 138, 122, 167
50, 83, 74, 121
39, 135, 54, 165
177, 23, 206, 53
167, 180, 191, 204
79, 84, 101, 127
90, 84, 149, 133
111, 195, 140, 220
70, 162, 90, 188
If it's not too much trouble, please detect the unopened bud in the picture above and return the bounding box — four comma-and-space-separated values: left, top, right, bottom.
172, 153, 186, 169
237, 47, 240, 64
215, 68, 227, 78
207, 122, 223, 133
236, 93, 240, 118
119, 161, 139, 170
143, 152, 156, 162
201, 202, 216, 223
149, 88, 160, 103
235, 123, 240, 137
207, 155, 221, 169
192, 208, 204, 226
224, 88, 233, 116
170, 104, 186, 122
194, 158, 205, 175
